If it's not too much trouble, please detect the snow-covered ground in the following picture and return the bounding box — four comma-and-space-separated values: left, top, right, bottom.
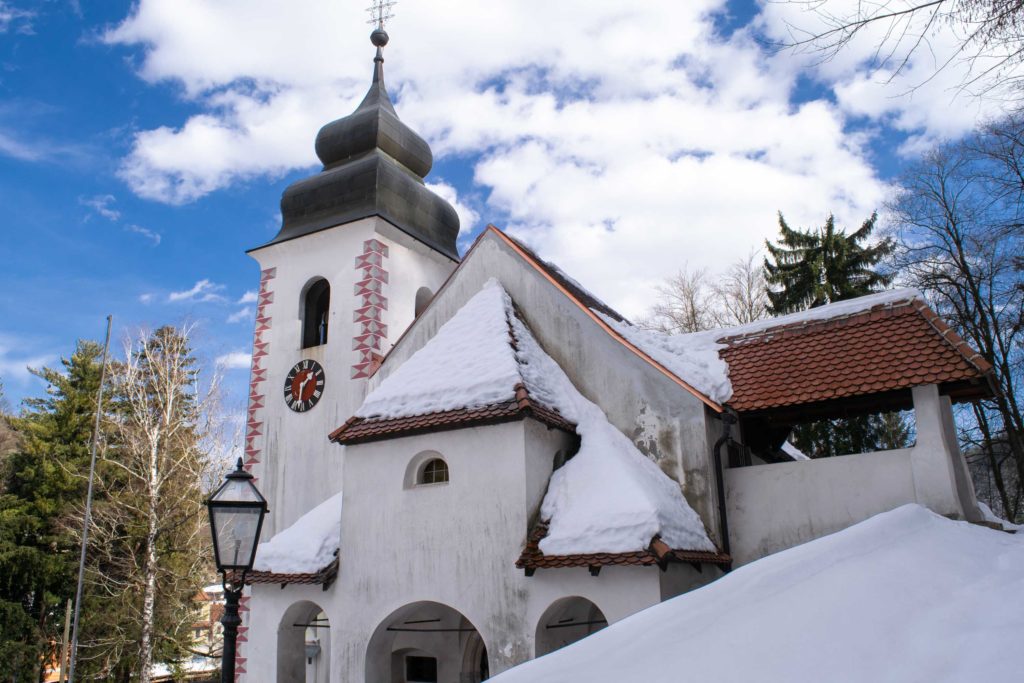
493, 505, 1023, 683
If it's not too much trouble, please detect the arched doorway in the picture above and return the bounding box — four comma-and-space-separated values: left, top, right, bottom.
366, 601, 489, 683
277, 600, 330, 683
534, 597, 607, 657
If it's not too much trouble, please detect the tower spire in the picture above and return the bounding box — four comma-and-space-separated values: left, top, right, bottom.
366, 1, 395, 79
256, 0, 460, 261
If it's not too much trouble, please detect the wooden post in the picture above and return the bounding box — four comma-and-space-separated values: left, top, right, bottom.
58, 598, 72, 683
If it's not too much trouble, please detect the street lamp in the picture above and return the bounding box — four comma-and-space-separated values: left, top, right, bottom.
206, 458, 268, 683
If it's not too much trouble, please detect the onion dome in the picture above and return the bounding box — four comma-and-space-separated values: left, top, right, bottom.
255, 29, 460, 261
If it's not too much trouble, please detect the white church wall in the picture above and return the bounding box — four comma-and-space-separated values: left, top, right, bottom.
245, 216, 455, 537
725, 447, 916, 565
331, 418, 665, 680
725, 383, 980, 565
243, 584, 340, 683
367, 231, 724, 550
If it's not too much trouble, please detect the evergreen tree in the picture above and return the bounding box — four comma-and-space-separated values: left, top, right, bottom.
764, 213, 905, 457
764, 212, 894, 314
0, 343, 104, 681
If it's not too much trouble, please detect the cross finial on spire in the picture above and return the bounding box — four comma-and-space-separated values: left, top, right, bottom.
366, 0, 396, 30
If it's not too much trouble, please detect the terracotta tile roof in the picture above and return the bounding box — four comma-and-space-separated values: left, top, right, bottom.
720, 299, 993, 413
515, 522, 731, 571
242, 557, 339, 588
330, 383, 575, 445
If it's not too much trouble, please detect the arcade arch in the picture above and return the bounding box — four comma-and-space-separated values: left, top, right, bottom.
534, 596, 607, 657
366, 601, 489, 682
277, 600, 331, 683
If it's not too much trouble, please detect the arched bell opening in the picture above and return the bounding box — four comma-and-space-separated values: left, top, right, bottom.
366, 601, 489, 683
277, 600, 331, 683
414, 286, 433, 318
301, 278, 331, 349
534, 596, 607, 658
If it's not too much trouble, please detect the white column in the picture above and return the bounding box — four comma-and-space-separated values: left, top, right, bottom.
910, 385, 965, 518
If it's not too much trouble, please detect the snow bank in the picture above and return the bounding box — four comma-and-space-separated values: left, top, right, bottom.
605, 288, 924, 405
492, 505, 1024, 683
978, 500, 1023, 531
356, 279, 714, 555
252, 491, 342, 574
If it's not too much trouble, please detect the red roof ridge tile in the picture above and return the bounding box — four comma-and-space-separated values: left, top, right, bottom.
243, 557, 339, 588
717, 298, 919, 345
911, 300, 994, 375
330, 394, 575, 445
515, 522, 731, 571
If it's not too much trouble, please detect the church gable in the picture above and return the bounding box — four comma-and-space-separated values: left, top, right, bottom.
333, 277, 719, 560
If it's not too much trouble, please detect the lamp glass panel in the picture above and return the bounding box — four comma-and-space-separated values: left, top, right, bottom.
211, 477, 263, 504
211, 506, 261, 570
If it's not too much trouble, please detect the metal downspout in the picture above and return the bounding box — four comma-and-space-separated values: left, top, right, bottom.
712, 411, 738, 559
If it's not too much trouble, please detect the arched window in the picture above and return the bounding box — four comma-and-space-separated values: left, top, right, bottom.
302, 278, 330, 349
418, 458, 449, 485
414, 286, 433, 318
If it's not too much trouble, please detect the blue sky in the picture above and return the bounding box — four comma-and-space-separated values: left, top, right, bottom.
0, 0, 1008, 414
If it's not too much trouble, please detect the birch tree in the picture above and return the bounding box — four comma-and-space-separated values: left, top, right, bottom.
74, 325, 219, 681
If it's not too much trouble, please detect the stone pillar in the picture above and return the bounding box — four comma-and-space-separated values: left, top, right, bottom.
910, 385, 965, 518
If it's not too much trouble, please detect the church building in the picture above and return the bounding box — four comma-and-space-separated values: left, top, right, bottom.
234, 26, 994, 683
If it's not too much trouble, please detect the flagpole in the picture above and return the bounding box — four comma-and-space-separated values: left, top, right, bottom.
66, 315, 112, 683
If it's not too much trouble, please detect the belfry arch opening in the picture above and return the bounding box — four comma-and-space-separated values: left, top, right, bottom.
302, 278, 331, 349
415, 286, 433, 318
535, 596, 607, 657
277, 600, 330, 683
366, 601, 489, 682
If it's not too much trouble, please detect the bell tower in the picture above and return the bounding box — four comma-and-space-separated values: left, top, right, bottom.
242, 25, 460, 534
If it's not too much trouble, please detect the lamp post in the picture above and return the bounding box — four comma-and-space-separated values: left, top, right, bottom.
206, 458, 268, 683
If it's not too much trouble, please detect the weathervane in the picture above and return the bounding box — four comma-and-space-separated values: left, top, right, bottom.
366, 0, 396, 30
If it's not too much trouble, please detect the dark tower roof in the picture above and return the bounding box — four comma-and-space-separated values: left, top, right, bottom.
252, 29, 461, 261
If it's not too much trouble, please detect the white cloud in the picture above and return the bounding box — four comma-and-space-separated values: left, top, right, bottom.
103, 0, 1002, 317
426, 181, 479, 236
0, 2, 34, 34
80, 194, 121, 221
125, 223, 162, 245
0, 129, 44, 161
757, 0, 1021, 140
139, 292, 154, 304
226, 307, 253, 324
237, 290, 258, 304
0, 334, 54, 386
168, 278, 226, 303
215, 350, 252, 370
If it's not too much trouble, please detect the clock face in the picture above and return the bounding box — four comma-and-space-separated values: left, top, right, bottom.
284, 360, 326, 412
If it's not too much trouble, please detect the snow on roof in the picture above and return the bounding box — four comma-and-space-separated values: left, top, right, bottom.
355, 279, 529, 420
508, 297, 715, 555
357, 278, 713, 555
604, 316, 733, 404
781, 441, 809, 461
603, 288, 925, 406
492, 504, 1024, 683
252, 491, 342, 574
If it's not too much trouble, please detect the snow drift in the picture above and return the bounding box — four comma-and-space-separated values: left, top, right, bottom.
492, 505, 1024, 683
